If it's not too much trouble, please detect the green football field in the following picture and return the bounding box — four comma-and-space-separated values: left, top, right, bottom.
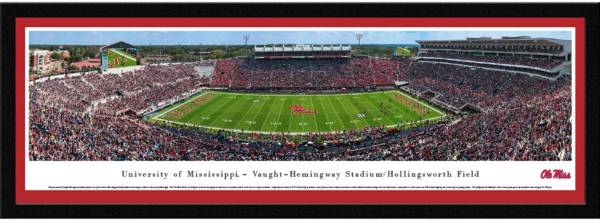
151, 90, 445, 134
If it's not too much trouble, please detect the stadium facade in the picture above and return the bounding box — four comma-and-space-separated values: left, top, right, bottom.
415, 36, 572, 79
254, 44, 352, 59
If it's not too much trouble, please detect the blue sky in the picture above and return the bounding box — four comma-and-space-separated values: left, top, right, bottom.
29, 30, 571, 45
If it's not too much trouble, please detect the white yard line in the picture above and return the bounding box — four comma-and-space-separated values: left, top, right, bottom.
227, 97, 257, 130
339, 95, 371, 127
301, 105, 307, 133
324, 95, 351, 130
257, 97, 280, 131
243, 96, 269, 130
288, 97, 294, 132
393, 90, 445, 116
365, 93, 398, 125
272, 97, 287, 132
312, 96, 331, 132
195, 94, 241, 125
231, 108, 254, 130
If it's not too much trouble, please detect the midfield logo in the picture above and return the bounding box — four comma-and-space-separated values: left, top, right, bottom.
289, 105, 317, 115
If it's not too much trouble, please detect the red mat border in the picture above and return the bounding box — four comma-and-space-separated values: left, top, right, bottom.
15, 17, 585, 204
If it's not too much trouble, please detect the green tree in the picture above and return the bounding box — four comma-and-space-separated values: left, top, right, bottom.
51, 52, 62, 61
67, 55, 83, 63
211, 49, 225, 59
84, 49, 98, 58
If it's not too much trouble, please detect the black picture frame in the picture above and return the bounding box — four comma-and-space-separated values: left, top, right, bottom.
1, 3, 599, 218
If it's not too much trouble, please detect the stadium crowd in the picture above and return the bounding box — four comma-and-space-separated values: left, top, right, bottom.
211, 57, 410, 89
405, 62, 566, 110
29, 59, 571, 161
31, 63, 209, 115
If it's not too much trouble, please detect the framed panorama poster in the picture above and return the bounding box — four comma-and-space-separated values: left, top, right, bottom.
1, 3, 599, 218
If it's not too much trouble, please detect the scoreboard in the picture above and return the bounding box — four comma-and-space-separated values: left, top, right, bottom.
394, 47, 411, 57
101, 53, 109, 71
98, 41, 140, 72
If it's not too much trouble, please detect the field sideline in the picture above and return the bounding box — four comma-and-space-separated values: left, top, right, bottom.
150, 90, 445, 134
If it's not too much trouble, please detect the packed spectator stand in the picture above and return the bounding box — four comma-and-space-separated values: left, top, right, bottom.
211, 57, 410, 89
29, 51, 571, 161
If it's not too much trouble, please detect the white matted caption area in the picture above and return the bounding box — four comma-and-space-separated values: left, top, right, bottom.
24, 27, 578, 192
26, 161, 575, 190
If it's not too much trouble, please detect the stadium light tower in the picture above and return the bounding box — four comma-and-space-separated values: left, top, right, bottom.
356, 33, 363, 45
243, 35, 250, 57
356, 33, 363, 55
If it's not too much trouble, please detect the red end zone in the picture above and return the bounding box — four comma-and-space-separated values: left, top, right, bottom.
15, 17, 586, 204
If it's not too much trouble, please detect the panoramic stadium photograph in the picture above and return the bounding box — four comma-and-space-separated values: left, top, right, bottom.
27, 29, 572, 161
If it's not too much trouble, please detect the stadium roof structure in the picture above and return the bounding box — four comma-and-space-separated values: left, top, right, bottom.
100, 41, 137, 51
416, 36, 565, 44
254, 44, 353, 59
254, 44, 352, 53
416, 36, 571, 56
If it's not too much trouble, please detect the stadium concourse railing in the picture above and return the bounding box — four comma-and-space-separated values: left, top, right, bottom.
414, 59, 563, 80
28, 70, 100, 86
29, 61, 209, 84
417, 48, 565, 56
415, 56, 560, 72
28, 64, 147, 85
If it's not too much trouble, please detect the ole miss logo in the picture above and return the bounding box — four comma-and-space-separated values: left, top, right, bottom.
540, 169, 571, 179
288, 105, 317, 115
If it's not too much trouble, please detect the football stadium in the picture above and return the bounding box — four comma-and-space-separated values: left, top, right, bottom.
29, 35, 572, 161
